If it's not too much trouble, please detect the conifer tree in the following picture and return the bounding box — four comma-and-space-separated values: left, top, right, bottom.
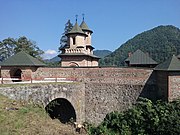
58, 20, 73, 52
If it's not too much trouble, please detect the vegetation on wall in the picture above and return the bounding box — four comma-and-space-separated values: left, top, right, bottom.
100, 25, 180, 66
88, 98, 180, 135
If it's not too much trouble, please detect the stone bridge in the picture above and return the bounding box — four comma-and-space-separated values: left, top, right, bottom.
0, 67, 180, 124
0, 83, 85, 124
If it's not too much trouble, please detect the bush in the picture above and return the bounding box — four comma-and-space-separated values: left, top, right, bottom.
87, 98, 180, 135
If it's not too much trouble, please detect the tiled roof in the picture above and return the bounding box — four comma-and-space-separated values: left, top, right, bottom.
80, 21, 93, 33
177, 54, 180, 59
154, 55, 180, 71
86, 45, 95, 49
67, 22, 86, 35
0, 51, 46, 66
125, 49, 157, 65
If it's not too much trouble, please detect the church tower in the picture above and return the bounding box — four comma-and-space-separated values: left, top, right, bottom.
59, 16, 100, 67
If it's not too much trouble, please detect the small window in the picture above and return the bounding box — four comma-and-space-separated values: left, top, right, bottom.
73, 37, 76, 45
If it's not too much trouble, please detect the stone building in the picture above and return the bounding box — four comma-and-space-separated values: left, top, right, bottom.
0, 51, 46, 82
125, 49, 158, 67
154, 55, 180, 101
59, 19, 100, 67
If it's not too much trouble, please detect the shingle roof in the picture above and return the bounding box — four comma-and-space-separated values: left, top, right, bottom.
67, 22, 86, 35
80, 21, 93, 33
177, 54, 180, 59
125, 49, 157, 65
154, 55, 180, 71
0, 51, 46, 66
86, 45, 95, 49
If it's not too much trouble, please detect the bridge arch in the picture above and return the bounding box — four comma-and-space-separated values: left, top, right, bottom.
45, 98, 76, 123
41, 89, 85, 123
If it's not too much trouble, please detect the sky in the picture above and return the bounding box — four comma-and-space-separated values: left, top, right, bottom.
0, 0, 180, 59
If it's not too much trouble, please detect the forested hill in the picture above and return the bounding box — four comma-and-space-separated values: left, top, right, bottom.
94, 50, 112, 58
100, 25, 180, 66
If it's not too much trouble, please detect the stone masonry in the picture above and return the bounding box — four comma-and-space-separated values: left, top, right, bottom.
0, 67, 179, 125
0, 83, 85, 124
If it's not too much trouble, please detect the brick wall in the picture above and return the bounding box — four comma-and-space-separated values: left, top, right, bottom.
31, 67, 153, 83
168, 72, 180, 101
155, 71, 168, 101
2, 67, 179, 124
32, 67, 157, 124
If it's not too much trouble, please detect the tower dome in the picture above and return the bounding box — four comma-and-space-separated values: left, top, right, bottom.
67, 22, 87, 36
80, 20, 93, 33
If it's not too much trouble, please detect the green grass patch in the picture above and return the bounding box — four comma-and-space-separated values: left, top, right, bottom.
0, 94, 79, 135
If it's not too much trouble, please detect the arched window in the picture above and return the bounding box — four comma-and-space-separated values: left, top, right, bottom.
69, 62, 79, 67
73, 37, 76, 45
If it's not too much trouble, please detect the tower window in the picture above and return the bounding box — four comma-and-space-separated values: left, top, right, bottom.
73, 37, 76, 45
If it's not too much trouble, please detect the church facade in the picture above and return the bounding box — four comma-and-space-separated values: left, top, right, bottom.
59, 19, 100, 67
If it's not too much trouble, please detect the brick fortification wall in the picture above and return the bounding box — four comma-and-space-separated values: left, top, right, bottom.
32, 67, 153, 83
168, 72, 180, 101
0, 68, 162, 124
155, 71, 180, 102
155, 71, 168, 101
33, 67, 157, 124
1, 67, 180, 124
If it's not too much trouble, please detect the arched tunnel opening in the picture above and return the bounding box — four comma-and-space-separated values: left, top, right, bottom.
45, 98, 76, 124
10, 68, 22, 82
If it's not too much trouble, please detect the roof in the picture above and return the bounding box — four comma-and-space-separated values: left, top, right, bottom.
80, 21, 93, 33
0, 51, 46, 66
154, 55, 180, 71
67, 22, 87, 35
177, 54, 180, 59
86, 45, 95, 49
125, 49, 157, 65
59, 53, 100, 59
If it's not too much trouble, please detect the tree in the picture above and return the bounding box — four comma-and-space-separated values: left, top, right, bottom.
0, 38, 16, 62
58, 20, 73, 52
0, 36, 44, 61
100, 25, 180, 66
14, 36, 44, 59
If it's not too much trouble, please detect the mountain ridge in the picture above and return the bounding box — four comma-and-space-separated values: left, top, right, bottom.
94, 50, 112, 58
100, 25, 180, 66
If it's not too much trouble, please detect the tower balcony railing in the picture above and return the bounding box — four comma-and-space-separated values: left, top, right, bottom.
65, 48, 87, 54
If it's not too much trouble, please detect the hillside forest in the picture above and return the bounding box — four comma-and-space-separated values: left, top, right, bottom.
100, 25, 180, 66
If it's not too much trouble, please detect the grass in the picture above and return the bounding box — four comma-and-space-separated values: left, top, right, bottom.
0, 94, 84, 135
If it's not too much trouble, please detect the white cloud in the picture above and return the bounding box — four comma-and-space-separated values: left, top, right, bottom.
43, 49, 58, 59
45, 49, 57, 55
